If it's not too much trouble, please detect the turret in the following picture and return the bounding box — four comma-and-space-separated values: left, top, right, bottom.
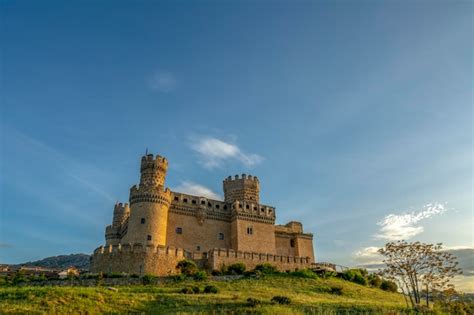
139, 154, 168, 187
223, 174, 260, 203
121, 153, 171, 246
112, 202, 130, 228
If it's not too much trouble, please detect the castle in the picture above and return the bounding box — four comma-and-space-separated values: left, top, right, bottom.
90, 153, 315, 275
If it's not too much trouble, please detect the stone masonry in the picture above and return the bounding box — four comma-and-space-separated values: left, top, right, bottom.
90, 153, 315, 275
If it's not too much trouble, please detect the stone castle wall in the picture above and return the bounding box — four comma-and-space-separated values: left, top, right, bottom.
90, 244, 184, 276
208, 248, 312, 272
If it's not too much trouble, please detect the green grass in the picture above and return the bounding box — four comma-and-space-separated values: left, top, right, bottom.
0, 274, 409, 314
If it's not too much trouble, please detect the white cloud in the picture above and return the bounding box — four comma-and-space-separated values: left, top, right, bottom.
148, 71, 177, 92
190, 136, 263, 169
375, 202, 448, 241
172, 181, 221, 200
353, 246, 383, 265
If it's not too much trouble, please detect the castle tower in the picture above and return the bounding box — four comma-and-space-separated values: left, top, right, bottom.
121, 154, 171, 246
223, 174, 260, 203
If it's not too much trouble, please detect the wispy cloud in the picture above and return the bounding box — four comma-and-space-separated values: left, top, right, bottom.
353, 246, 383, 265
190, 136, 263, 169
172, 181, 221, 200
375, 203, 448, 241
148, 71, 178, 92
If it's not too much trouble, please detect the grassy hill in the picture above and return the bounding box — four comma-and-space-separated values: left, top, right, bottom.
0, 274, 408, 314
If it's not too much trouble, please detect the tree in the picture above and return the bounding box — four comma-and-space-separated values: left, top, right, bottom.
378, 241, 462, 309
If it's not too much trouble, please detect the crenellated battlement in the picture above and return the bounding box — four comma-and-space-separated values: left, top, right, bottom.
224, 174, 259, 182
223, 173, 260, 204
93, 244, 185, 256
139, 153, 168, 187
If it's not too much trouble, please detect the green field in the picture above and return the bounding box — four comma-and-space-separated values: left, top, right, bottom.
0, 274, 410, 314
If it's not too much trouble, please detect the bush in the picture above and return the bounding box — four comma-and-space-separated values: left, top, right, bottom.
253, 263, 279, 275
193, 271, 208, 281
380, 279, 398, 292
142, 274, 156, 285
290, 269, 317, 279
330, 285, 343, 295
271, 295, 291, 305
192, 286, 200, 293
352, 273, 368, 286
227, 263, 246, 275
203, 285, 219, 294
341, 269, 367, 286
106, 272, 125, 278
180, 287, 194, 294
211, 270, 222, 276
176, 259, 198, 276
247, 297, 262, 307
171, 274, 186, 282
368, 274, 382, 288
130, 274, 139, 278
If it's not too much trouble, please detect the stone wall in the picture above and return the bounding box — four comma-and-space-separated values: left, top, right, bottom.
208, 248, 312, 272
166, 211, 231, 253
90, 244, 184, 276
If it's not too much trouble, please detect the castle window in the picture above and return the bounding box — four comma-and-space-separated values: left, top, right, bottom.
192, 200, 196, 204
176, 227, 182, 234
208, 202, 212, 207
247, 226, 253, 235
141, 218, 146, 224
239, 204, 242, 209
201, 200, 206, 205
183, 198, 188, 203
223, 205, 227, 210
246, 204, 250, 209
290, 239, 295, 247
254, 206, 257, 210
147, 235, 152, 241
215, 204, 220, 209
218, 233, 224, 240
196, 245, 201, 251
260, 208, 264, 212
174, 196, 179, 201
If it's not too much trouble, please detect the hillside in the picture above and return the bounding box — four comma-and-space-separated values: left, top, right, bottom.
0, 275, 407, 314
18, 254, 90, 270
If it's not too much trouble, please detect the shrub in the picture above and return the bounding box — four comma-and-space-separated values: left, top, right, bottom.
203, 285, 219, 294
142, 274, 156, 285
176, 259, 198, 276
380, 279, 398, 292
106, 272, 125, 278
211, 270, 222, 276
368, 274, 382, 288
290, 269, 317, 279
253, 263, 279, 275
12, 271, 27, 285
271, 295, 291, 305
192, 286, 200, 293
247, 297, 262, 307
227, 263, 246, 275
171, 274, 186, 282
341, 269, 367, 286
180, 287, 194, 294
130, 274, 139, 278
330, 285, 343, 295
193, 271, 208, 281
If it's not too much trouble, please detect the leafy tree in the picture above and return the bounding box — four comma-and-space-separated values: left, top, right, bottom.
378, 241, 462, 309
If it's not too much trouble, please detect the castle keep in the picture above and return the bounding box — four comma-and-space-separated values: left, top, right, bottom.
90, 153, 315, 275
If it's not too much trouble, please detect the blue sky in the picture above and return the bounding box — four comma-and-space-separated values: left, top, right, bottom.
0, 0, 472, 289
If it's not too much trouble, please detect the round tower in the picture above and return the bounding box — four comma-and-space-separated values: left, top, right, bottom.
223, 174, 260, 204
122, 153, 171, 246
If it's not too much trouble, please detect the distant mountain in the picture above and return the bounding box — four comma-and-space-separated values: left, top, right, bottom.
18, 254, 90, 270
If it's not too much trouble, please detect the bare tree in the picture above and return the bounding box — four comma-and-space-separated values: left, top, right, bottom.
378, 241, 462, 309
